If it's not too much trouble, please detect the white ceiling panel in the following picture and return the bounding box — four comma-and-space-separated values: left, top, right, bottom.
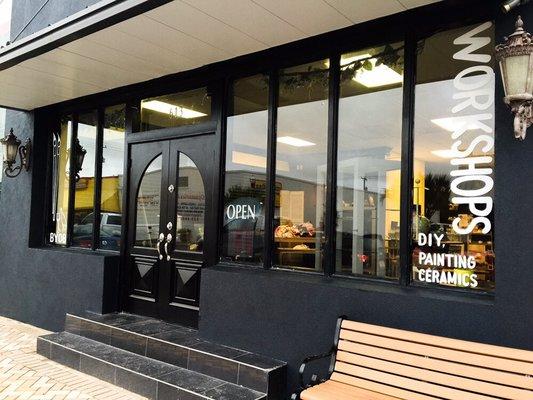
399, 0, 441, 9
0, 0, 442, 110
145, 1, 266, 56
39, 48, 152, 88
252, 0, 352, 36
179, 0, 305, 46
60, 40, 170, 77
114, 16, 230, 64
0, 64, 101, 98
324, 0, 405, 24
86, 27, 199, 73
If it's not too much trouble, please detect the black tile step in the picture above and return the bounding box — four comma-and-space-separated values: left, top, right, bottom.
37, 332, 266, 400
64, 312, 286, 398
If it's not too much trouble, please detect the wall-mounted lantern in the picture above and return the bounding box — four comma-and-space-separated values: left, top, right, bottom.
0, 128, 31, 178
496, 16, 533, 140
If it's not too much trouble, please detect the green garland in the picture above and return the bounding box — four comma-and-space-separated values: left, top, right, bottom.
278, 44, 405, 94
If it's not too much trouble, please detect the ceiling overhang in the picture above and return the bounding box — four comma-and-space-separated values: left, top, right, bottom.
0, 0, 441, 111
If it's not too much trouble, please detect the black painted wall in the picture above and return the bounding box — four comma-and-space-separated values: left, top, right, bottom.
0, 0, 118, 331
199, 5, 533, 396
0, 0, 532, 398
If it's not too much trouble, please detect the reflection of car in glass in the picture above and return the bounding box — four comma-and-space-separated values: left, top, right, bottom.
223, 215, 264, 261
73, 212, 122, 250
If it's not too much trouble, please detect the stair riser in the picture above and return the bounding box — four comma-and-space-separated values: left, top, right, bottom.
65, 314, 280, 396
37, 337, 224, 400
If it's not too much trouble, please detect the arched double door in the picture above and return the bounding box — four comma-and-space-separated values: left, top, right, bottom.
124, 134, 216, 327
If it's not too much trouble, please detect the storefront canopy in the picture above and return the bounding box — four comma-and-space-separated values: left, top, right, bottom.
0, 0, 440, 110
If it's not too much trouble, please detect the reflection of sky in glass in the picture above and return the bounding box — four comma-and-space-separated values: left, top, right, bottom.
77, 124, 125, 178
102, 128, 125, 177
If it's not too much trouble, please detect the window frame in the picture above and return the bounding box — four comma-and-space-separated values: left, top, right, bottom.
39, 2, 497, 295
221, 16, 496, 295
47, 106, 125, 252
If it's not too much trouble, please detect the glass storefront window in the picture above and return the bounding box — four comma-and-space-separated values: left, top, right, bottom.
336, 42, 404, 279
222, 74, 269, 264
412, 22, 495, 291
139, 87, 211, 131
100, 105, 126, 251
48, 106, 125, 250
274, 60, 329, 271
49, 116, 73, 246
175, 153, 205, 253
72, 111, 98, 248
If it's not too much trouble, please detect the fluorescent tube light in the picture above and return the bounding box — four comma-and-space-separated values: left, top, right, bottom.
142, 100, 207, 119
431, 117, 487, 133
232, 151, 289, 171
431, 149, 459, 158
277, 136, 316, 147
329, 54, 403, 88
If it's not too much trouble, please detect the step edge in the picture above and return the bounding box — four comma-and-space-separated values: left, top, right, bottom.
38, 334, 267, 400
66, 313, 286, 371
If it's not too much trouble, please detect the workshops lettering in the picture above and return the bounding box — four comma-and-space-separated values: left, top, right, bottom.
418, 22, 494, 289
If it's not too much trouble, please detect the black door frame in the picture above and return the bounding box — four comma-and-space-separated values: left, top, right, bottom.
119, 100, 223, 322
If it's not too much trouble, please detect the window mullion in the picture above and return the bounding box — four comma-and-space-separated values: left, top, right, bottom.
66, 114, 78, 248
325, 54, 340, 277
263, 70, 279, 269
399, 31, 417, 286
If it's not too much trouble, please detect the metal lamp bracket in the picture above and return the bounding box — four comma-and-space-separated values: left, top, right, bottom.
4, 138, 32, 178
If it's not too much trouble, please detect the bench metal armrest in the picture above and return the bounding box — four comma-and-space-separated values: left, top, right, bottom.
298, 349, 334, 389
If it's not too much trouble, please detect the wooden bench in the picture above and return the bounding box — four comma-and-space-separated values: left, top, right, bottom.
292, 318, 533, 400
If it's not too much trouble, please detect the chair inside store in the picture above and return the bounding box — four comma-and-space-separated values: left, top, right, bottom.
293, 318, 533, 400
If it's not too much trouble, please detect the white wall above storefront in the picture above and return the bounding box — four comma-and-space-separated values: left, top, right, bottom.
0, 0, 440, 110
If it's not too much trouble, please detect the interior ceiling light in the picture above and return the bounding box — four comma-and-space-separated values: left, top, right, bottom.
430, 117, 491, 133
142, 100, 207, 119
232, 151, 289, 171
337, 53, 403, 88
277, 136, 316, 147
431, 149, 458, 158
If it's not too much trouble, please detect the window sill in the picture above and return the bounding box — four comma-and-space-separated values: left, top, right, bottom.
211, 262, 495, 307
30, 245, 120, 259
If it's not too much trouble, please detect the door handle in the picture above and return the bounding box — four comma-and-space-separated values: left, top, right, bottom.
165, 233, 173, 261
157, 233, 165, 260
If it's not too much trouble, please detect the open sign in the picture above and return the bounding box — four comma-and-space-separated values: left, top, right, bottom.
226, 204, 257, 220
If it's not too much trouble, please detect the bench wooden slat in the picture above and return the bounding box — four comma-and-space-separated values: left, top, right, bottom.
336, 343, 533, 390
335, 354, 533, 399
334, 363, 500, 400
297, 319, 533, 400
329, 372, 441, 400
339, 331, 533, 375
300, 380, 400, 400
342, 320, 533, 363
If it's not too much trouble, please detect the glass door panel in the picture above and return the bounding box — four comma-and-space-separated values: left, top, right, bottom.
175, 153, 205, 253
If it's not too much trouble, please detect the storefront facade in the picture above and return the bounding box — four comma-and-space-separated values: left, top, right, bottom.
1, 0, 533, 396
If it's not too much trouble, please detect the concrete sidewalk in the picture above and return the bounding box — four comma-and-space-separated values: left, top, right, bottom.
0, 316, 146, 400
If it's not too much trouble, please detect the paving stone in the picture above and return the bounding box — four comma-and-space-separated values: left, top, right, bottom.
0, 316, 147, 400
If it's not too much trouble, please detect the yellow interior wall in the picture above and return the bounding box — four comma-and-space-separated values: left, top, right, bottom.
384, 159, 427, 238
75, 176, 121, 213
